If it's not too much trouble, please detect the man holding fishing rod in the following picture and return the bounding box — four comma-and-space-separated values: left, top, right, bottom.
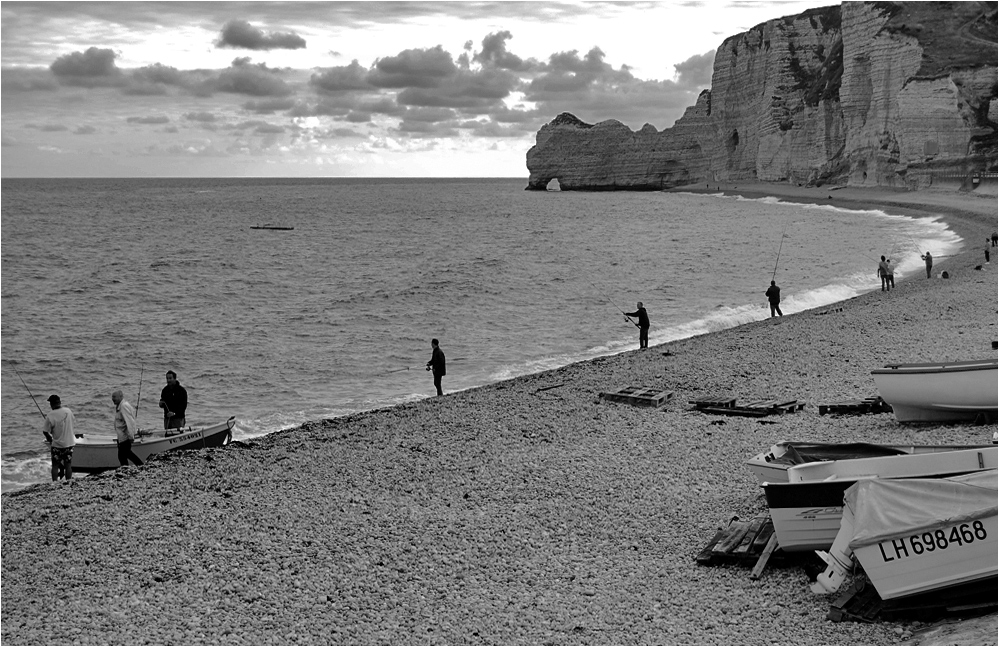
624, 302, 650, 349
42, 394, 76, 481
112, 390, 144, 467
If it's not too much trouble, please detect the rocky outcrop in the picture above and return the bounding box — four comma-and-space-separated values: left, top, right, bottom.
526, 1, 997, 191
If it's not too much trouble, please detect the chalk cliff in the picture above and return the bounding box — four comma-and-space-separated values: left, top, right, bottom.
526, 2, 997, 190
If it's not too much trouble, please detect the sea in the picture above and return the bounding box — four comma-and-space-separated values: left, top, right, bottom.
0, 177, 964, 492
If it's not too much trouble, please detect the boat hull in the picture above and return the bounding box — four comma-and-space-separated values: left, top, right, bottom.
72, 417, 235, 472
854, 515, 998, 599
745, 442, 989, 485
764, 447, 997, 551
872, 360, 998, 422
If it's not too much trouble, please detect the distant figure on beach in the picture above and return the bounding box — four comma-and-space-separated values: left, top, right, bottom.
921, 251, 933, 278
985, 240, 991, 263
159, 370, 188, 433
426, 339, 446, 396
766, 281, 783, 317
42, 394, 76, 481
624, 302, 650, 348
992, 231, 997, 247
112, 390, 143, 467
877, 256, 890, 291
885, 259, 895, 289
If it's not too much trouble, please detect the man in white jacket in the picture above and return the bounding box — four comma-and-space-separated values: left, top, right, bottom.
112, 389, 143, 467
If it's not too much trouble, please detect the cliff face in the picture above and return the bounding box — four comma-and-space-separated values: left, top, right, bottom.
526, 1, 997, 190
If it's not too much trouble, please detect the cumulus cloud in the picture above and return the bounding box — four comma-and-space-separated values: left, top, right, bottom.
243, 98, 297, 114
0, 68, 59, 92
184, 112, 217, 122
74, 125, 97, 134
471, 31, 533, 72
212, 58, 294, 97
673, 51, 715, 89
368, 46, 457, 88
50, 47, 124, 87
310, 60, 372, 93
215, 19, 306, 50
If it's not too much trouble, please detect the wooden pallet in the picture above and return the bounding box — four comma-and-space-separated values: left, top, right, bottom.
818, 396, 892, 416
695, 512, 780, 579
599, 386, 673, 407
689, 396, 737, 410
695, 398, 804, 417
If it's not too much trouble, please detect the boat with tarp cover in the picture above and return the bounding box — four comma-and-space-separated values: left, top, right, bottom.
811, 469, 998, 600
72, 416, 236, 472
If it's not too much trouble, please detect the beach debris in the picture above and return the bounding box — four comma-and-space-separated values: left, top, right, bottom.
533, 383, 566, 394
826, 578, 997, 623
690, 397, 804, 417
815, 307, 843, 316
598, 385, 672, 407
695, 511, 781, 579
818, 396, 892, 416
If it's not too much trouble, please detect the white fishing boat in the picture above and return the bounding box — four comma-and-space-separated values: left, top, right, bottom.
812, 470, 998, 600
745, 441, 990, 485
871, 359, 998, 423
72, 417, 236, 472
763, 446, 997, 551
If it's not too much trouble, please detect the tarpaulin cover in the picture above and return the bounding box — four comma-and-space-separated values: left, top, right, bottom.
846, 469, 998, 549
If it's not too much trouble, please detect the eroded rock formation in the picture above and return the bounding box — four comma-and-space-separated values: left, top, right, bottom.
526, 2, 997, 191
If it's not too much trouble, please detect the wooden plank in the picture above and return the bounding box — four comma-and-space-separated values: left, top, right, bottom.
732, 516, 766, 555
699, 406, 770, 418
749, 533, 779, 580
712, 521, 750, 554
694, 528, 729, 565
750, 521, 774, 552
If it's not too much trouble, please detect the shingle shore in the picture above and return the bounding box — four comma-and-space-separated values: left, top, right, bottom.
2, 185, 996, 646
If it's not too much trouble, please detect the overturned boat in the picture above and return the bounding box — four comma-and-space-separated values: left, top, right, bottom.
72, 417, 236, 473
871, 359, 998, 423
811, 470, 997, 600
763, 446, 997, 551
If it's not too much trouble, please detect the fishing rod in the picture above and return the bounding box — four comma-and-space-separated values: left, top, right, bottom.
771, 219, 790, 282
8, 361, 46, 419
135, 364, 144, 418
566, 259, 638, 326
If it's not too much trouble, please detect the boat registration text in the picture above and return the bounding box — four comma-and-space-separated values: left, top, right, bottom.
876, 521, 989, 563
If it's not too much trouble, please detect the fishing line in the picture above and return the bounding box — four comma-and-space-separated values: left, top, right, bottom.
7, 360, 46, 419
771, 218, 790, 282
563, 257, 637, 327
135, 364, 144, 419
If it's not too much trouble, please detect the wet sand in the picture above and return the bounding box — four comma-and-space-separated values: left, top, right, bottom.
2, 183, 996, 645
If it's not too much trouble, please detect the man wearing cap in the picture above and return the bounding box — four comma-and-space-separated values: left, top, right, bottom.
42, 395, 76, 481
112, 389, 143, 467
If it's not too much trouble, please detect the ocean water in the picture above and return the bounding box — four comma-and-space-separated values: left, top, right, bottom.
1, 178, 963, 491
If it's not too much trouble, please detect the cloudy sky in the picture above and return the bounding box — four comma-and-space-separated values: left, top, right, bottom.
2, 1, 831, 178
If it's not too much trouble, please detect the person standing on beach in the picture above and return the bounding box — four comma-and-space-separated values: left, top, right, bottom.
159, 370, 188, 434
921, 251, 933, 278
765, 281, 783, 317
877, 256, 890, 291
426, 339, 446, 396
985, 239, 991, 264
112, 389, 143, 467
624, 302, 650, 349
885, 259, 895, 289
992, 231, 997, 247
42, 394, 76, 481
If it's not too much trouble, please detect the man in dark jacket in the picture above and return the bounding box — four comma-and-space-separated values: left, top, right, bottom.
426, 339, 446, 396
766, 281, 783, 317
624, 302, 650, 349
159, 370, 188, 432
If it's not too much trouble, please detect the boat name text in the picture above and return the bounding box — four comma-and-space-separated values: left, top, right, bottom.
877, 521, 988, 563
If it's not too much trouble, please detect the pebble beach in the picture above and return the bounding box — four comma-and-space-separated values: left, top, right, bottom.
2, 183, 997, 646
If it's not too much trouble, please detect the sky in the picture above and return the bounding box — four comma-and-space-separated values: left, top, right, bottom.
1, 1, 833, 178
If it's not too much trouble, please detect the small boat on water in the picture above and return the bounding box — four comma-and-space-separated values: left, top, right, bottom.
811, 469, 997, 600
250, 224, 295, 230
871, 359, 998, 423
72, 417, 236, 472
763, 445, 997, 551
744, 441, 986, 485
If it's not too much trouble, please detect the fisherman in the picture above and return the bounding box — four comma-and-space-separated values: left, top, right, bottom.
112, 389, 143, 467
921, 251, 933, 278
765, 281, 783, 317
885, 258, 895, 289
426, 339, 446, 396
624, 302, 650, 349
158, 370, 188, 434
42, 394, 76, 481
878, 255, 890, 291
